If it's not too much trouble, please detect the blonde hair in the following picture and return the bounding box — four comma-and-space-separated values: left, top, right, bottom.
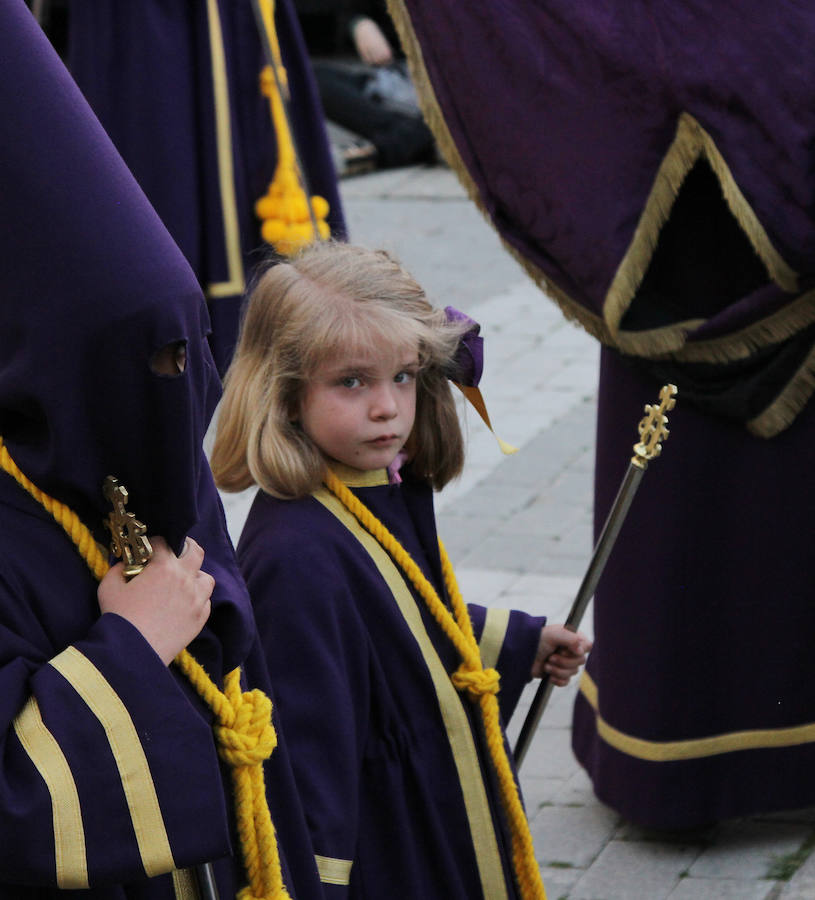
211, 242, 467, 499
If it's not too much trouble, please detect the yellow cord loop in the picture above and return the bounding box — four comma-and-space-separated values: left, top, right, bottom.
451, 665, 500, 698
254, 0, 330, 255
324, 469, 547, 900
176, 656, 292, 900
0, 437, 291, 900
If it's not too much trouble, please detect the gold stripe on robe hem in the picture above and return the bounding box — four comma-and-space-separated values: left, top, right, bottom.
580, 670, 815, 761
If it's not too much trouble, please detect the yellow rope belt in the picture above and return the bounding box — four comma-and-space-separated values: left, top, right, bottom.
324, 470, 547, 900
0, 436, 291, 900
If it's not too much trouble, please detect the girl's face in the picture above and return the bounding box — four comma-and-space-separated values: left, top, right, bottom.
300, 344, 419, 472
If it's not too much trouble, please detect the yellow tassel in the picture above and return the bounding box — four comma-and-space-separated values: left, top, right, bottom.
255, 0, 329, 256
0, 436, 291, 899
324, 470, 547, 900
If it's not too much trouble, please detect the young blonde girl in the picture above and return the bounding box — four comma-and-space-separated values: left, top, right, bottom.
212, 242, 591, 900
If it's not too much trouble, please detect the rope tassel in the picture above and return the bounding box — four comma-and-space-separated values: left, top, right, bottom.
254, 0, 330, 255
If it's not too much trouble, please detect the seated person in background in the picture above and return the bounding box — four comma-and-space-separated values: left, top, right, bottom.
295, 0, 437, 170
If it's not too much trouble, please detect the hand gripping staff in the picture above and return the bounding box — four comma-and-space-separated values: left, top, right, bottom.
513, 384, 678, 770
103, 476, 221, 900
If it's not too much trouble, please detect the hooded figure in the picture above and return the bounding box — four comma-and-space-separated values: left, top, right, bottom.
386, 0, 815, 828
0, 1, 322, 894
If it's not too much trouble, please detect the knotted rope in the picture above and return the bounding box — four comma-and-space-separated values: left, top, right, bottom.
0, 436, 291, 900
324, 469, 547, 900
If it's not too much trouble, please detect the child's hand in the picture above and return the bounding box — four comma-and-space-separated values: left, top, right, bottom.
98, 536, 215, 665
531, 624, 592, 686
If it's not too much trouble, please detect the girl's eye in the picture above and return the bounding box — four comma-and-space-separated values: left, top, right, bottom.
394, 370, 416, 384
341, 375, 362, 389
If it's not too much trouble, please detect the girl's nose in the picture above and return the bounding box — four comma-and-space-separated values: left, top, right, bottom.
370, 383, 398, 419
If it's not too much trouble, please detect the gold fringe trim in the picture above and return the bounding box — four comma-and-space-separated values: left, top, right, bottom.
383, 8, 815, 433
385, 0, 610, 346
606, 112, 799, 353
748, 338, 815, 437
669, 290, 815, 364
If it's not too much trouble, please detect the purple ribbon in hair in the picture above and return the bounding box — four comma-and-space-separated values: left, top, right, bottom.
444, 305, 483, 387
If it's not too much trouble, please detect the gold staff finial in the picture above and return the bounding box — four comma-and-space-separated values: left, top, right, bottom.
631, 384, 678, 469
103, 476, 153, 578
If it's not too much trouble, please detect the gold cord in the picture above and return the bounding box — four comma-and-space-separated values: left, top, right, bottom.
324, 469, 547, 900
254, 0, 330, 255
0, 436, 291, 900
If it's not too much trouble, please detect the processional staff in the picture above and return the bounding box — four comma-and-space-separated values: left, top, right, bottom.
513, 384, 678, 770
104, 477, 221, 900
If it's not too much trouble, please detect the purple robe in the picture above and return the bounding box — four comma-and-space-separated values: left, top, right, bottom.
385, 0, 815, 826
238, 467, 545, 898
572, 348, 815, 829
64, 0, 346, 374
0, 475, 322, 897
0, 1, 322, 893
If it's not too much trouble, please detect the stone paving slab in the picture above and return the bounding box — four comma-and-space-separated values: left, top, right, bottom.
779, 848, 815, 898
688, 821, 810, 880
569, 840, 701, 900
666, 878, 777, 900
542, 865, 585, 900
531, 805, 620, 869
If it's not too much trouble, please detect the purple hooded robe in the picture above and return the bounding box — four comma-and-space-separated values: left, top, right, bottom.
0, 1, 323, 893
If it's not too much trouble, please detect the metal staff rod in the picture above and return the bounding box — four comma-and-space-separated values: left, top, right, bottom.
513, 384, 678, 770
103, 477, 221, 900
249, 0, 320, 237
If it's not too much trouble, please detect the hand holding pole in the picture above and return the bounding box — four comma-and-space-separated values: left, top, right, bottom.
512, 384, 677, 769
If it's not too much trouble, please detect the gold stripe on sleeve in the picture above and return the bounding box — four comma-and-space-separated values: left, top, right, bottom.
580, 670, 815, 761
314, 490, 509, 900
50, 646, 176, 877
315, 854, 353, 886
478, 608, 510, 671
204, 0, 246, 299
13, 696, 89, 889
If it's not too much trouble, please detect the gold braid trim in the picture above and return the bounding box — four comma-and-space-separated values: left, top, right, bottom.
324, 470, 546, 900
385, 0, 609, 347
605, 112, 799, 356
0, 436, 291, 900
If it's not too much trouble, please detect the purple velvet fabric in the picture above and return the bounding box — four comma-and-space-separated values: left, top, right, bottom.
396, 0, 815, 429
398, 1, 815, 308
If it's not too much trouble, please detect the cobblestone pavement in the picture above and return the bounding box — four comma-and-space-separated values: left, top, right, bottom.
218, 164, 815, 900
